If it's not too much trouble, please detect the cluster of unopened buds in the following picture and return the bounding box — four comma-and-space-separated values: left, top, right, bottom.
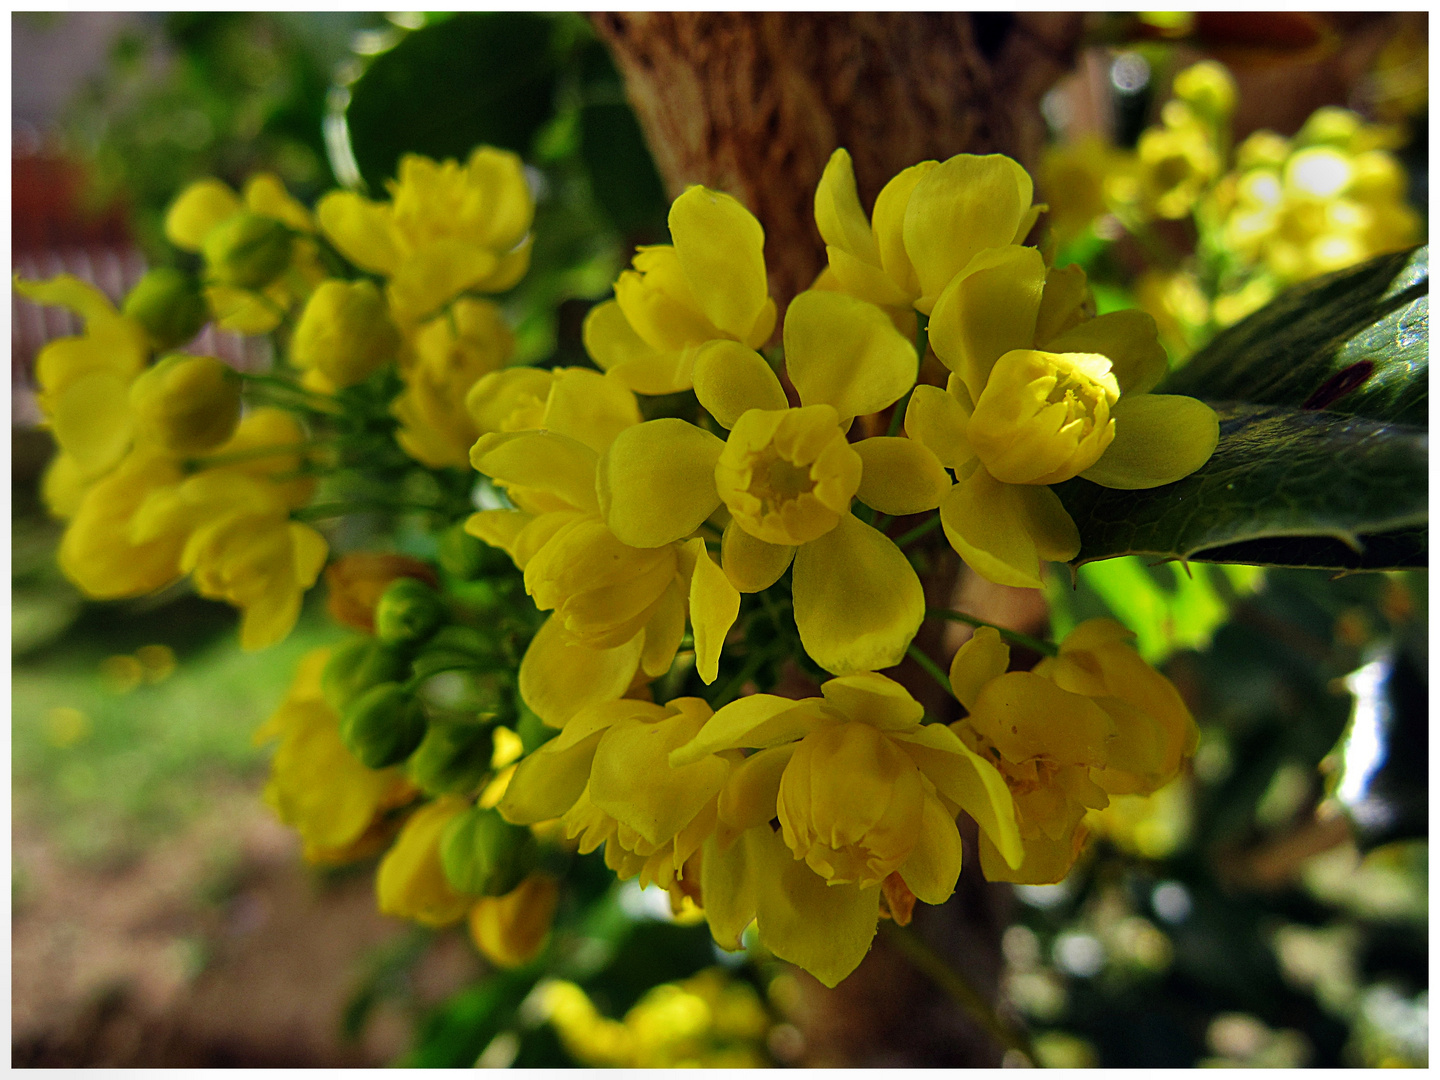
18, 135, 1215, 985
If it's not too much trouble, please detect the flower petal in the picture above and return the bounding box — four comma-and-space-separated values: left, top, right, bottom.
590, 710, 729, 847
784, 291, 917, 419
904, 155, 1034, 314
970, 671, 1116, 766
165, 178, 242, 251
814, 148, 880, 264
1047, 309, 1168, 395
670, 185, 769, 340
979, 827, 1083, 886
315, 191, 402, 275
947, 625, 1010, 712
498, 729, 604, 824
820, 671, 924, 730
717, 744, 795, 832
517, 615, 643, 727
897, 794, 964, 905
700, 830, 759, 950
939, 467, 1079, 590
388, 239, 498, 324
669, 696, 823, 766
640, 580, 686, 678
928, 244, 1046, 400
903, 383, 974, 470
872, 161, 936, 299
1080, 393, 1219, 489
792, 512, 925, 674
582, 299, 691, 396
693, 340, 788, 428
720, 519, 795, 593
542, 368, 643, 455
893, 724, 1023, 870
854, 436, 951, 516
687, 538, 741, 684
598, 419, 724, 547
471, 430, 599, 513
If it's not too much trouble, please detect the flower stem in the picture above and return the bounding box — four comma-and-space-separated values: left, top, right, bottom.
292, 500, 440, 521
894, 514, 941, 549
186, 439, 336, 470
905, 642, 952, 696
925, 608, 1058, 657
709, 648, 769, 709
879, 921, 1035, 1064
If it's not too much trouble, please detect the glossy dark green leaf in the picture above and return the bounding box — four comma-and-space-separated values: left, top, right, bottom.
1161, 245, 1428, 425
345, 13, 560, 189
1057, 403, 1427, 570
579, 101, 667, 234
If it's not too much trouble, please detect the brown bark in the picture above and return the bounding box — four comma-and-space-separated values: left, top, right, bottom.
595, 13, 1084, 1067
594, 12, 1085, 309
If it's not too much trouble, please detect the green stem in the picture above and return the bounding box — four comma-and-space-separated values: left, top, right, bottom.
187, 439, 336, 470
872, 514, 893, 533
710, 648, 769, 710
292, 500, 440, 521
885, 387, 914, 438
880, 922, 1035, 1064
894, 514, 941, 549
906, 642, 952, 696
925, 608, 1058, 657
236, 372, 341, 410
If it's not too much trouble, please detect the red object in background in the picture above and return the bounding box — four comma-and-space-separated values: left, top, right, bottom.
12, 151, 132, 253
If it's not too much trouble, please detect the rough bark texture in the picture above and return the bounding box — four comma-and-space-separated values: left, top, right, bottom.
594, 12, 1085, 308
594, 13, 1084, 1067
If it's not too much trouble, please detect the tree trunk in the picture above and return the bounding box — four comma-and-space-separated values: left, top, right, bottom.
594, 12, 1084, 1067
594, 12, 1085, 308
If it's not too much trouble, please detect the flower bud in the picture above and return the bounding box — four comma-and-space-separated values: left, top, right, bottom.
129, 354, 242, 455
324, 552, 438, 633
407, 718, 495, 796
375, 576, 446, 644
468, 874, 559, 969
122, 267, 209, 351
377, 796, 473, 927
1171, 61, 1236, 123
339, 681, 428, 769
290, 279, 399, 390
321, 636, 411, 714
202, 211, 293, 290
437, 521, 502, 580
440, 804, 536, 897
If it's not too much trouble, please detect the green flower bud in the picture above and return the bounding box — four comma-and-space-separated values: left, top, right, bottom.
440, 805, 535, 897
202, 211, 294, 290
437, 522, 489, 580
375, 577, 446, 644
409, 625, 501, 682
122, 267, 209, 351
322, 636, 411, 714
408, 717, 495, 796
340, 681, 427, 769
290, 279, 400, 390
129, 354, 242, 455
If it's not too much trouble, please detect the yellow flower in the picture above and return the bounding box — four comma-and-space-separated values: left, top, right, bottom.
667, 671, 1021, 987
165, 172, 324, 333
393, 298, 513, 468
254, 648, 416, 863
597, 290, 942, 674
289, 279, 401, 392
469, 873, 560, 968
317, 147, 534, 325
128, 353, 241, 455
948, 621, 1198, 884
1039, 136, 1134, 244
910, 248, 1218, 588
377, 796, 475, 927
814, 147, 1041, 317
1128, 103, 1223, 220
468, 376, 739, 721
1171, 60, 1237, 123
323, 552, 438, 633
583, 185, 776, 394
14, 273, 150, 484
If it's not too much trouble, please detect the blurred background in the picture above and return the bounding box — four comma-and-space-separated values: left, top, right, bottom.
11, 11, 1428, 1067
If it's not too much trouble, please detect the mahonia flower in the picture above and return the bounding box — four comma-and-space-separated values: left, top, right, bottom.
393, 298, 513, 468
948, 621, 1198, 884
583, 185, 777, 394
661, 671, 1021, 986
324, 552, 438, 633
289, 279, 401, 392
128, 353, 242, 456
469, 872, 560, 968
317, 148, 534, 325
254, 648, 416, 863
467, 370, 739, 723
165, 172, 325, 333
14, 273, 151, 503
377, 795, 476, 927
908, 250, 1219, 588
814, 148, 1042, 321
598, 289, 943, 674
1039, 135, 1136, 244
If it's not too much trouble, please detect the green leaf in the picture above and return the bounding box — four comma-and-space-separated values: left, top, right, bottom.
1057, 403, 1427, 571
1161, 245, 1428, 425
344, 12, 561, 189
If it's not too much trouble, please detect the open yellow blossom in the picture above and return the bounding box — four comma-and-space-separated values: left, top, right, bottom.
949, 622, 1198, 884
597, 289, 942, 674
255, 649, 416, 863
165, 172, 325, 333
910, 248, 1218, 588
377, 796, 476, 927
583, 185, 777, 394
317, 147, 534, 325
14, 273, 150, 487
393, 298, 513, 468
814, 147, 1041, 317
1039, 135, 1136, 244
665, 672, 1021, 987
466, 378, 738, 722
